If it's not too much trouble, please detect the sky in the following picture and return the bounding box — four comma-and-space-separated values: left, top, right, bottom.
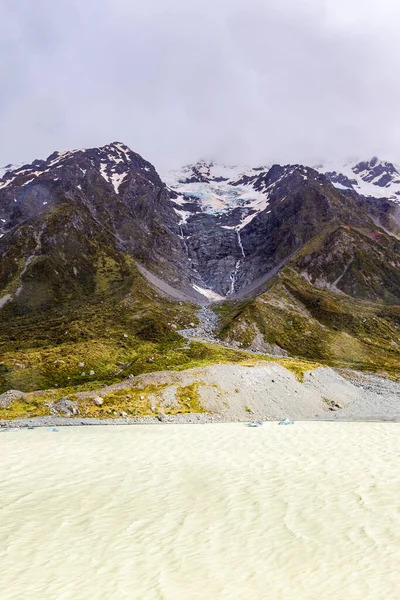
1, 0, 400, 169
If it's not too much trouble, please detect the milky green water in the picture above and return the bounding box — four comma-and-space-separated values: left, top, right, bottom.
1, 423, 400, 599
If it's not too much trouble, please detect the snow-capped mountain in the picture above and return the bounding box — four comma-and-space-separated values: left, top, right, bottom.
1, 142, 400, 373
1, 143, 400, 308
0, 142, 155, 195
315, 157, 400, 201
162, 160, 315, 230
163, 156, 400, 222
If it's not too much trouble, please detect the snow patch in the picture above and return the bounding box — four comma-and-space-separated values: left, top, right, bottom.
110, 172, 126, 193
174, 209, 192, 224
99, 163, 109, 183
192, 285, 225, 302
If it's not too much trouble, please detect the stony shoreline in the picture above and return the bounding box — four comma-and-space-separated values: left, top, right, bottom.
2, 414, 400, 430
1, 367, 399, 429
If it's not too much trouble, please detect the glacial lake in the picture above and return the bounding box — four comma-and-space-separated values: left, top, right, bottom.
1, 422, 400, 599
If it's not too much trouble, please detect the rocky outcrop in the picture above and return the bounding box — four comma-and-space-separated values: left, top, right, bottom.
51, 398, 79, 416
0, 390, 26, 408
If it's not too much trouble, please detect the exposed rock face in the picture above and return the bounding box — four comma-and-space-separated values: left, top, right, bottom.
52, 398, 79, 416
167, 160, 400, 298
0, 142, 197, 316
0, 390, 26, 408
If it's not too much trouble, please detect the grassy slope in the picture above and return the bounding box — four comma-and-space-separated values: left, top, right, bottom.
217, 267, 400, 374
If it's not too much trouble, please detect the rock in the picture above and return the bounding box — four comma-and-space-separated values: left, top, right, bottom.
14, 363, 26, 369
89, 370, 95, 376
52, 398, 79, 417
157, 412, 167, 422
140, 395, 145, 400
0, 390, 26, 408
128, 374, 134, 379
190, 322, 195, 327
120, 411, 128, 418
122, 333, 128, 338
81, 372, 85, 376
92, 396, 104, 406
147, 358, 154, 364
78, 362, 85, 367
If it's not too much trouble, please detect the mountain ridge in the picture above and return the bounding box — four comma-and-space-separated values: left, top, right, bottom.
0, 141, 399, 394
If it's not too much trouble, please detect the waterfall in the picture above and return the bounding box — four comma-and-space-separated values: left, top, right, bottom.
179, 225, 190, 259
227, 229, 246, 296
229, 260, 241, 295
237, 229, 245, 258
227, 228, 246, 296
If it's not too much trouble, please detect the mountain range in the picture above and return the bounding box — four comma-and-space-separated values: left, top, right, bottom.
0, 142, 399, 393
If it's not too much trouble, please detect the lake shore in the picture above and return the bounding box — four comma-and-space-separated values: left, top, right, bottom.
1, 366, 399, 429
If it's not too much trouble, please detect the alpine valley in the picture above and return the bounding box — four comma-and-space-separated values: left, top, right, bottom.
0, 142, 399, 409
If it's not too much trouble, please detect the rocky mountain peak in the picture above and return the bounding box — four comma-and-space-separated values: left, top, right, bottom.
318, 157, 400, 200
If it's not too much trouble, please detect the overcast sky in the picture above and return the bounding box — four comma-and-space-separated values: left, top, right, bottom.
1, 0, 400, 169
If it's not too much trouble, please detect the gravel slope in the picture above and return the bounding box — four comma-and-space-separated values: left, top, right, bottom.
1, 364, 400, 428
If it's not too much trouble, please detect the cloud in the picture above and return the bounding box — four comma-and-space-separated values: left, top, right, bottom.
1, 0, 400, 169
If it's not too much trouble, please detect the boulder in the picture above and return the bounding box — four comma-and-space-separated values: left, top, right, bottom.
78, 362, 85, 367
52, 398, 79, 416
0, 390, 26, 408
92, 396, 104, 406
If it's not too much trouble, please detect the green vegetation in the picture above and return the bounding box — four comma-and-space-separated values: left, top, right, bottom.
217, 266, 400, 376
